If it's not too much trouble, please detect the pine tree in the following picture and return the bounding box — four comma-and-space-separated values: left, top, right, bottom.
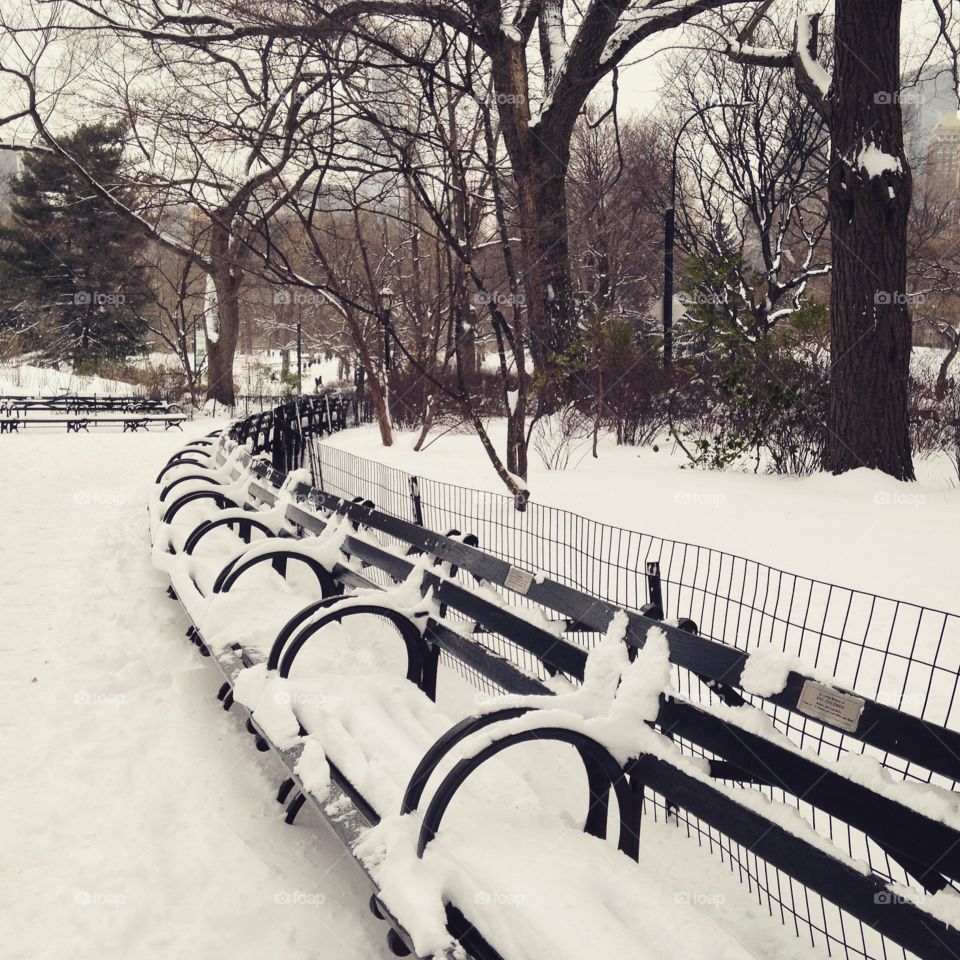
0, 122, 149, 369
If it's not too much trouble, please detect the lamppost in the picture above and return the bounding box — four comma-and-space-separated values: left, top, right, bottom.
663, 100, 754, 367
296, 319, 302, 395
379, 286, 394, 371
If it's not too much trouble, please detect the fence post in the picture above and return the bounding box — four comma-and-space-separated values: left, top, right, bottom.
408, 476, 424, 526
644, 561, 664, 620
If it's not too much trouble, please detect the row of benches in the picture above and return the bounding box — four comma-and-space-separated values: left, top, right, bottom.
0, 394, 182, 416
149, 427, 960, 960
1, 414, 186, 433
228, 392, 358, 472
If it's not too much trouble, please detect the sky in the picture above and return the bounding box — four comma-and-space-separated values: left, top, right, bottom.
611, 0, 959, 119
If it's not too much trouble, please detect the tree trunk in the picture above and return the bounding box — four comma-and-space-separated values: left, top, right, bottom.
530, 141, 576, 365
205, 282, 239, 406
506, 405, 528, 479
488, 40, 576, 374
355, 336, 392, 447
823, 0, 914, 479
205, 226, 242, 406
413, 394, 436, 451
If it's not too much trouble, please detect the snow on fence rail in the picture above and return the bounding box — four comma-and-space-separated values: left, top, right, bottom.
221, 399, 960, 960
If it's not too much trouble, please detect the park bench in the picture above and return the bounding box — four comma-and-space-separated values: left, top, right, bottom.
149, 428, 960, 960
0, 413, 186, 432
0, 395, 182, 417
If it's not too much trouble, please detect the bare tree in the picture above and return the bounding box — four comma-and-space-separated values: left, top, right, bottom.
130, 216, 208, 402
666, 18, 831, 340
0, 4, 339, 403
43, 0, 756, 377
728, 0, 960, 480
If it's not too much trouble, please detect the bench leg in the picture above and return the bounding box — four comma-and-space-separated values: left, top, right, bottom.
284, 791, 306, 825
276, 778, 296, 804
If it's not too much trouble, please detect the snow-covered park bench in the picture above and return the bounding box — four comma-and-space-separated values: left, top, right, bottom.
0, 412, 187, 432
147, 427, 960, 960
0, 395, 186, 432
0, 394, 183, 416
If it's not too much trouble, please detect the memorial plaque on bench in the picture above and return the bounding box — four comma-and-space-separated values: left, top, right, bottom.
796, 680, 865, 733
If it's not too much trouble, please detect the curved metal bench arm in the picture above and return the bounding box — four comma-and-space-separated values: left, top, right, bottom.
155, 457, 208, 485
159, 473, 223, 503
166, 444, 214, 462
400, 708, 532, 814
162, 489, 241, 525
165, 445, 213, 462
266, 595, 357, 670
183, 514, 278, 555
412, 723, 639, 859
274, 604, 434, 695
211, 546, 339, 597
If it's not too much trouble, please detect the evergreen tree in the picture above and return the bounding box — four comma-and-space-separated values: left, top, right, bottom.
0, 123, 149, 369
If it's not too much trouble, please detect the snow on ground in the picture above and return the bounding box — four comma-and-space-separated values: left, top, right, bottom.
0, 352, 347, 402
322, 421, 960, 615
0, 426, 392, 960
0, 362, 141, 397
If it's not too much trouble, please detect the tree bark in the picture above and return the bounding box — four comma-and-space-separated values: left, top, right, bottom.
205, 224, 243, 406
487, 39, 576, 373
822, 0, 914, 479
530, 140, 576, 364
352, 323, 393, 447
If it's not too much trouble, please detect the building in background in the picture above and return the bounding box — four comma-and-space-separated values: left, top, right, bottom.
927, 113, 960, 206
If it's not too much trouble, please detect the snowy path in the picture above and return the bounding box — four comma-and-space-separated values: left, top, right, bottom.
0, 430, 390, 960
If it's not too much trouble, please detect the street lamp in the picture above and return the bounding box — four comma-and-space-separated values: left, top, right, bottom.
296, 319, 302, 395
379, 286, 394, 372
662, 100, 754, 367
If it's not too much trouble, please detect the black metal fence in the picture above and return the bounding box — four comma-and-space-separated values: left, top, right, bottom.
306, 437, 960, 960
216, 391, 376, 421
